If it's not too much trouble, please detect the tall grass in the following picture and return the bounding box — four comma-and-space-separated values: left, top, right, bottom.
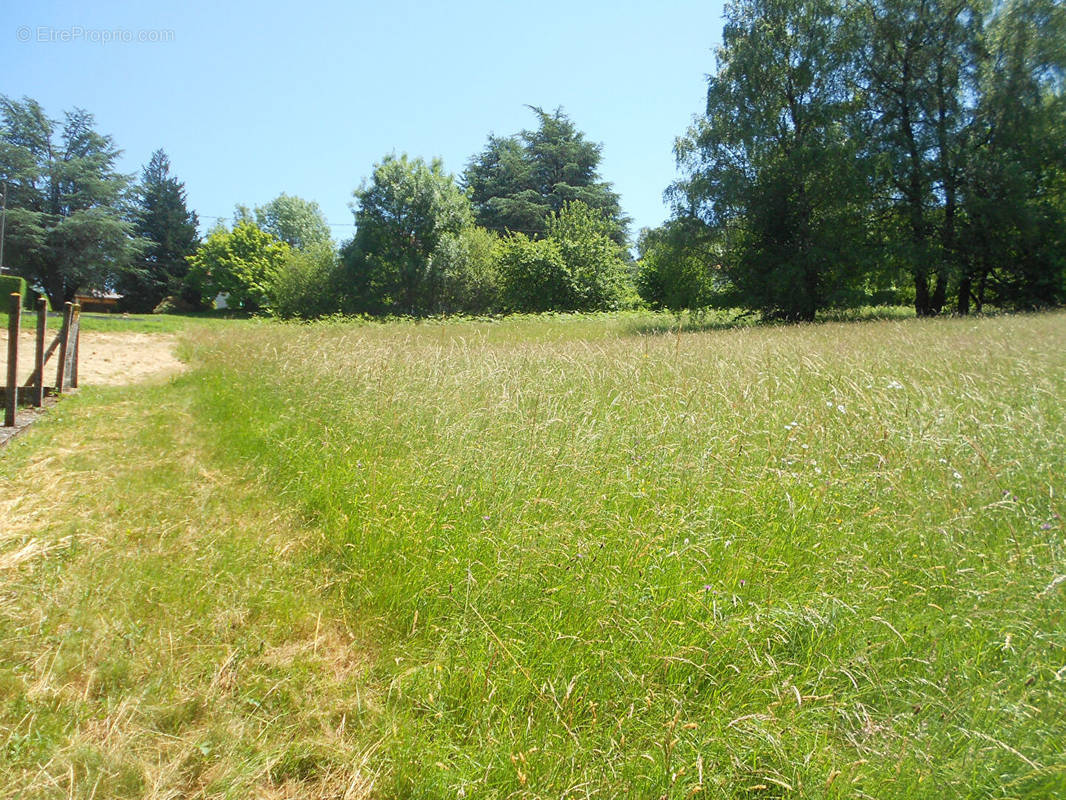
181, 311, 1066, 797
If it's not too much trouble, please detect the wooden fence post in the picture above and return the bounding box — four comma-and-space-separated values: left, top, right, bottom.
34, 297, 46, 407
5, 292, 20, 427
70, 303, 80, 389
56, 302, 73, 394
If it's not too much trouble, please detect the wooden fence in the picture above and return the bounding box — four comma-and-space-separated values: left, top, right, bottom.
3, 292, 81, 427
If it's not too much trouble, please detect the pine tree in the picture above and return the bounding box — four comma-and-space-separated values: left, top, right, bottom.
464, 107, 629, 244
120, 149, 200, 312
0, 96, 138, 308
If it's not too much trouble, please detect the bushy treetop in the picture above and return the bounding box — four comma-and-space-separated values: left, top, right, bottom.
464, 107, 629, 245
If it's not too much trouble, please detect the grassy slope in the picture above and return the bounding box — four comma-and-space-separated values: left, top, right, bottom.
186, 312, 1065, 798
2, 311, 1064, 799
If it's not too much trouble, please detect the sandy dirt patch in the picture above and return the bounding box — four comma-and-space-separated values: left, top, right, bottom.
0, 329, 185, 387
1, 330, 186, 446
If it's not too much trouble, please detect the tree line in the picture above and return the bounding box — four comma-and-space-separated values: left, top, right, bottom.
0, 100, 633, 317
651, 0, 1066, 320
2, 0, 1063, 321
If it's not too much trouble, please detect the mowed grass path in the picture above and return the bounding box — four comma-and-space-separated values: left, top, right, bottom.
2, 311, 1065, 798
0, 383, 379, 798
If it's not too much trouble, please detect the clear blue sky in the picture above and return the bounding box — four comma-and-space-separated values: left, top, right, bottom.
5, 0, 725, 239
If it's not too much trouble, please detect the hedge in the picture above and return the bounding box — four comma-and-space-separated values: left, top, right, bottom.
0, 275, 27, 308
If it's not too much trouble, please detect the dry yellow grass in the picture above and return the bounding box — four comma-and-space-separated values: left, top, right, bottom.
0, 382, 381, 799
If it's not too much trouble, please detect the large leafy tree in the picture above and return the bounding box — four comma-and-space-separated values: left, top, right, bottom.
860, 0, 983, 316
668, 0, 1065, 317
185, 220, 290, 311
0, 96, 138, 308
118, 149, 200, 312
342, 154, 472, 314
254, 193, 332, 251
959, 0, 1066, 311
464, 107, 629, 244
674, 0, 870, 321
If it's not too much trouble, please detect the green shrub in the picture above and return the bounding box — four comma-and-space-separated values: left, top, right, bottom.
428, 226, 501, 315
0, 274, 27, 308
498, 203, 631, 314
545, 201, 629, 311
269, 244, 345, 319
152, 294, 198, 314
497, 235, 569, 312
186, 221, 291, 311
636, 218, 721, 311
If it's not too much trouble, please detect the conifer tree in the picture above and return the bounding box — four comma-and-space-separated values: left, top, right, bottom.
464, 107, 629, 244
0, 96, 138, 308
120, 149, 200, 311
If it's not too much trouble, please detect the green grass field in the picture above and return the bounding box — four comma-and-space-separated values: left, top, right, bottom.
2, 310, 1064, 798
2, 302, 912, 337
0, 308, 248, 335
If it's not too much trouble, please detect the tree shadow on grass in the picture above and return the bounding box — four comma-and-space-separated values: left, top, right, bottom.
622, 305, 916, 337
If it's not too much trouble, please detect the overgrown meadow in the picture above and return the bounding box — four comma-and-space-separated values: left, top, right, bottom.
181, 311, 1065, 797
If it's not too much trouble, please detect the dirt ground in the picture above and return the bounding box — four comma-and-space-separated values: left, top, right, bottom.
0, 330, 185, 447
0, 329, 185, 387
